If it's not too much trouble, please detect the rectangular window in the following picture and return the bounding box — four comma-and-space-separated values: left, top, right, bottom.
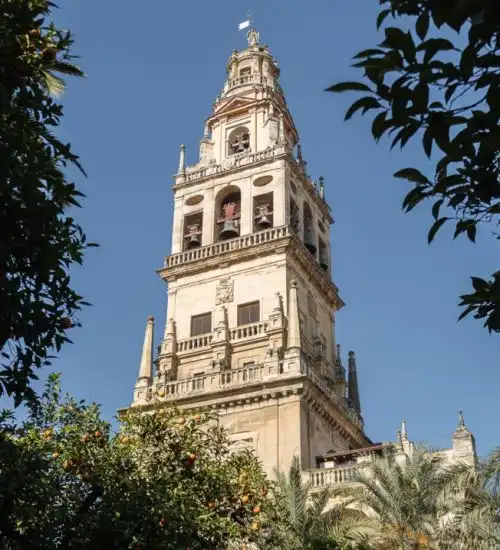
190, 312, 212, 336
237, 301, 260, 326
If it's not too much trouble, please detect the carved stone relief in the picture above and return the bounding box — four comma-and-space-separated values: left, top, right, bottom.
215, 278, 234, 305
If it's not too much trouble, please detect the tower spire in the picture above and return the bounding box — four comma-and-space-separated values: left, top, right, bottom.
347, 350, 361, 416
138, 316, 154, 381
458, 409, 465, 429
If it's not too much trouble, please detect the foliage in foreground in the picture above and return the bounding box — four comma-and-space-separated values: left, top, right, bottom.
0, 0, 94, 406
0, 374, 273, 549
328, 0, 500, 333
262, 456, 374, 550
336, 446, 500, 549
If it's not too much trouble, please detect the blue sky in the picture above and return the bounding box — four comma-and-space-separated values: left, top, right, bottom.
23, 1, 498, 456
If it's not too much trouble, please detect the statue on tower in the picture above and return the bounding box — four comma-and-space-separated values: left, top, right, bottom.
247, 28, 260, 47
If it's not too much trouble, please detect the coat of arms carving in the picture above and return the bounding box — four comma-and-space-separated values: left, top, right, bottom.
216, 279, 234, 305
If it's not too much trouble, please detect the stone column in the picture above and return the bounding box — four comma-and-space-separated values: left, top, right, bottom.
287, 281, 301, 351
158, 318, 178, 381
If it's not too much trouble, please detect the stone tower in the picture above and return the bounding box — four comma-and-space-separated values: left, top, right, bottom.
131, 27, 370, 475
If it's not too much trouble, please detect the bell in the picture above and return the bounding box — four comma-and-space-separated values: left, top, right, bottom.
220, 219, 239, 239
305, 239, 317, 255
186, 233, 201, 249
256, 213, 271, 228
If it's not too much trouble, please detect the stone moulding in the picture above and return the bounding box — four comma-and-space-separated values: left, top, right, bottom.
157, 225, 344, 311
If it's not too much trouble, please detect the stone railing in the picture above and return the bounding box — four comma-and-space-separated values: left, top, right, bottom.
177, 334, 213, 353
179, 144, 285, 183
226, 74, 270, 90
230, 321, 268, 342
148, 355, 362, 430
308, 464, 358, 488
153, 363, 266, 401
163, 225, 291, 268
176, 321, 269, 355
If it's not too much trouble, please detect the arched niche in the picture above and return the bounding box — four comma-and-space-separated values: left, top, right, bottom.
183, 210, 203, 251
227, 126, 250, 156
318, 237, 328, 272
214, 185, 241, 241
253, 191, 273, 232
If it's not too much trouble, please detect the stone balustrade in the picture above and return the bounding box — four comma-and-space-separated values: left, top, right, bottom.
175, 321, 269, 356
230, 321, 268, 342
152, 363, 267, 400
177, 334, 213, 353
178, 144, 286, 184
227, 74, 270, 89
307, 464, 358, 488
146, 357, 362, 430
163, 225, 291, 268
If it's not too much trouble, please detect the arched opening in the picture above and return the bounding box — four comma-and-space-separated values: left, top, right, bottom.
253, 192, 273, 231
318, 237, 328, 272
303, 202, 316, 254
289, 197, 300, 233
183, 211, 203, 251
228, 126, 250, 156
215, 186, 241, 241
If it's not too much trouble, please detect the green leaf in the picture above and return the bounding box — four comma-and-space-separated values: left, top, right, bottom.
471, 277, 489, 292
458, 304, 476, 321
325, 82, 372, 93
390, 123, 420, 150
376, 9, 391, 30
384, 28, 416, 62
372, 111, 388, 140
423, 127, 433, 158
466, 223, 477, 243
432, 199, 444, 220
416, 11, 430, 40
417, 38, 455, 64
393, 168, 430, 184
353, 49, 385, 60
344, 96, 381, 121
428, 217, 449, 243
402, 187, 426, 212
413, 81, 429, 112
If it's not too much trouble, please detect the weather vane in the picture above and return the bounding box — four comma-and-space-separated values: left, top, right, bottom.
238, 10, 259, 47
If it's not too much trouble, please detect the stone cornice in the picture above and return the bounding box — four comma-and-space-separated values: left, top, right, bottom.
157, 226, 344, 311
286, 157, 333, 224
303, 380, 369, 448
173, 145, 288, 191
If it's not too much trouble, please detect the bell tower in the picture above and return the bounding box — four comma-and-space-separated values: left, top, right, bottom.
131, 27, 370, 474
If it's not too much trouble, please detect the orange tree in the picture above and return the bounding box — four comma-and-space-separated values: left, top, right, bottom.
0, 374, 277, 549
0, 0, 93, 405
